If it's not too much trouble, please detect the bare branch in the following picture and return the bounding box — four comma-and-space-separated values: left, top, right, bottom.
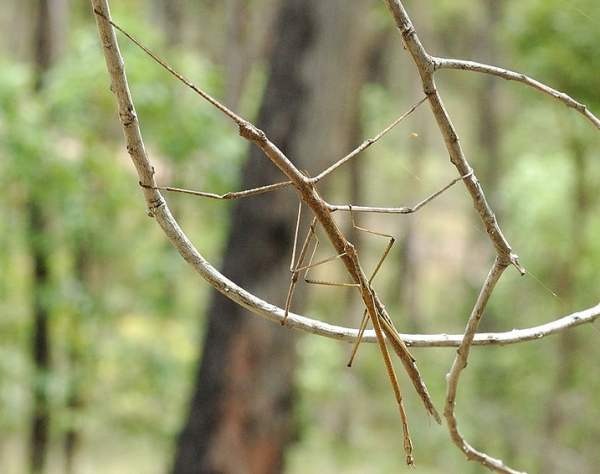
93, 7, 246, 126
312, 96, 428, 183
384, 0, 524, 275
434, 57, 600, 130
141, 180, 292, 200
443, 259, 525, 474
328, 171, 472, 214
239, 296, 600, 348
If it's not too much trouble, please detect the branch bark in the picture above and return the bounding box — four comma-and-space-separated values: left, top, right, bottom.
434, 58, 600, 130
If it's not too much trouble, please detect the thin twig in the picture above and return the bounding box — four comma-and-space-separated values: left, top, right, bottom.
383, 1, 526, 470
328, 171, 472, 214
312, 96, 428, 183
221, 296, 600, 347
141, 180, 292, 200
283, 217, 317, 324
93, 7, 246, 126
434, 57, 600, 130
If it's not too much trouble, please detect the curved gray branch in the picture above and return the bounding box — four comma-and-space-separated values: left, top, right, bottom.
434, 57, 600, 130
153, 202, 600, 349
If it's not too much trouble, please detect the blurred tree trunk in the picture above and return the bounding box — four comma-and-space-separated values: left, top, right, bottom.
33, 0, 67, 91
541, 137, 589, 474
171, 1, 370, 472
344, 28, 387, 300
63, 247, 89, 474
476, 0, 503, 216
223, 0, 251, 110
389, 1, 431, 332
29, 1, 66, 472
469, 0, 522, 462
474, 1, 503, 330
400, 18, 429, 333
160, 0, 183, 46
26, 201, 51, 474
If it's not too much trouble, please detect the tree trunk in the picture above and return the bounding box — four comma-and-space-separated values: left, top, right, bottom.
473, 0, 503, 333
28, 0, 66, 471
27, 202, 51, 474
223, 0, 252, 110
390, 2, 431, 332
161, 0, 183, 46
33, 0, 67, 91
476, 0, 503, 215
172, 1, 370, 473
63, 247, 89, 474
469, 0, 520, 461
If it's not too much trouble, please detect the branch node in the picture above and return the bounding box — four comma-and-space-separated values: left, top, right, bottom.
400, 24, 416, 38
510, 254, 526, 276
238, 121, 266, 142
120, 108, 137, 127
146, 196, 165, 217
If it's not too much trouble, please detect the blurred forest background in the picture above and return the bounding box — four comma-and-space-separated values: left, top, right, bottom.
1, 0, 599, 473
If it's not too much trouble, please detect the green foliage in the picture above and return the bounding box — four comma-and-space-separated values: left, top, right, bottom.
509, 0, 600, 109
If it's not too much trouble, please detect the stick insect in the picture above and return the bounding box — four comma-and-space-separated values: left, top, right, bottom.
97, 9, 472, 464
283, 171, 471, 366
